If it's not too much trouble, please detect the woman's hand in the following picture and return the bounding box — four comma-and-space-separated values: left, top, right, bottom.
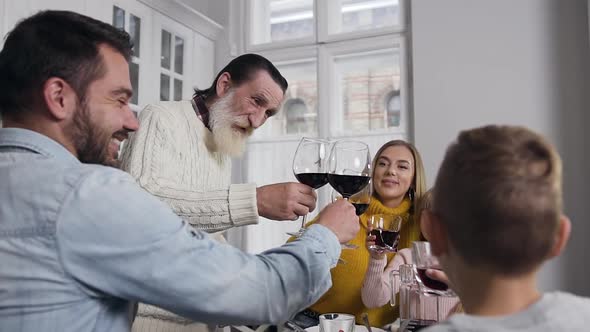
366, 227, 385, 259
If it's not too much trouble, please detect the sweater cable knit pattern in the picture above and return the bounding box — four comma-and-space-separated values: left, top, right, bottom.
119, 101, 260, 330
120, 100, 259, 232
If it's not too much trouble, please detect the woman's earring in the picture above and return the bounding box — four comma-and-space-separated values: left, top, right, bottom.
408, 187, 415, 201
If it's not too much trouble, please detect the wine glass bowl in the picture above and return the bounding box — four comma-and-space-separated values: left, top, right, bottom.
368, 214, 403, 252
349, 179, 372, 216
327, 140, 371, 199
411, 241, 455, 296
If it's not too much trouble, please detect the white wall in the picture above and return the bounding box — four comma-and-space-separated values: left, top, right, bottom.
412, 0, 590, 295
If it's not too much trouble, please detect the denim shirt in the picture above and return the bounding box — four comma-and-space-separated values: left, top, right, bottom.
0, 128, 341, 332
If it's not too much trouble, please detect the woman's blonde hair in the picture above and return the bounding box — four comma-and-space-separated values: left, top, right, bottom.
371, 140, 427, 211
416, 189, 434, 223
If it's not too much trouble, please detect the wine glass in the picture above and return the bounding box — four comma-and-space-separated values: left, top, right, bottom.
327, 140, 371, 200
327, 140, 371, 250
368, 214, 403, 253
287, 137, 330, 237
331, 179, 371, 216
412, 241, 456, 296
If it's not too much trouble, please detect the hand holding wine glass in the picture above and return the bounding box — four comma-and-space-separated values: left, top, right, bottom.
366, 229, 386, 259
367, 214, 403, 253
316, 199, 359, 245
327, 140, 371, 250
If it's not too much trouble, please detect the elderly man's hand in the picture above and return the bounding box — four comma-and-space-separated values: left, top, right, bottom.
256, 182, 317, 221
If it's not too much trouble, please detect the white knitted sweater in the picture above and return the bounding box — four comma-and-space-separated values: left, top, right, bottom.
120, 100, 259, 232
119, 101, 260, 331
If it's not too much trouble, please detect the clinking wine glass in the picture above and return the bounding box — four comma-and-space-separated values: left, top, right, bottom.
327, 140, 371, 200
327, 140, 371, 250
287, 137, 330, 238
411, 241, 456, 296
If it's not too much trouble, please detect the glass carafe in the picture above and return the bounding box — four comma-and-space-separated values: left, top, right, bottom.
390, 264, 417, 324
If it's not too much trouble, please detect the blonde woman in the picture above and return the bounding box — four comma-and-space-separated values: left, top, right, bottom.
291, 140, 427, 328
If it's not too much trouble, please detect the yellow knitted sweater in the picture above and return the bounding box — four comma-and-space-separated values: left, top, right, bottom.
307, 198, 420, 327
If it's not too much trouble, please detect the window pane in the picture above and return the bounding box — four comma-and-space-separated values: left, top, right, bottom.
130, 15, 141, 58
251, 0, 314, 45
161, 30, 171, 69
329, 0, 400, 35
174, 79, 183, 101
261, 59, 317, 137
160, 74, 170, 101
130, 61, 139, 105
386, 91, 401, 127
334, 48, 401, 132
112, 6, 125, 30
174, 36, 184, 74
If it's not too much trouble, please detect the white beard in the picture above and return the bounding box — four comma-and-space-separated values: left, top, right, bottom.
207, 90, 252, 157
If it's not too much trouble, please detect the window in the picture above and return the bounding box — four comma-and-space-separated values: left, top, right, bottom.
246, 0, 408, 139
334, 48, 401, 132
386, 90, 401, 127
159, 30, 185, 101
112, 6, 142, 105
239, 0, 410, 253
285, 98, 312, 134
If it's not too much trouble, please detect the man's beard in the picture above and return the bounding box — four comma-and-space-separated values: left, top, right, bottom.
69, 100, 121, 168
208, 89, 253, 157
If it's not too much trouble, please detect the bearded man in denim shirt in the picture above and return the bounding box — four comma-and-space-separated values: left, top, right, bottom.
0, 10, 359, 332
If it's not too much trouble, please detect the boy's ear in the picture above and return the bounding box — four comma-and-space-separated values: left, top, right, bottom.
548, 215, 571, 258
422, 210, 449, 256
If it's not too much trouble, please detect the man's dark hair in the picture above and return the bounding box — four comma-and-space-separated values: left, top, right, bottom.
433, 125, 563, 275
0, 10, 133, 116
194, 53, 288, 101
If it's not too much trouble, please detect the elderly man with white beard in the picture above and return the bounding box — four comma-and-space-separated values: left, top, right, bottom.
119, 54, 318, 331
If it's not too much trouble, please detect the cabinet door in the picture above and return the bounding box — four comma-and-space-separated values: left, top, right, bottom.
89, 0, 153, 111
152, 13, 194, 104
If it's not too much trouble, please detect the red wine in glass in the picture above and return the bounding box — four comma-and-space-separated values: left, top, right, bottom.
327, 174, 371, 198
351, 202, 369, 216
294, 172, 329, 189
369, 229, 399, 249
416, 267, 449, 292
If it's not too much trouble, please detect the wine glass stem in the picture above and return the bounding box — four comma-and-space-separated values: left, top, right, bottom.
299, 215, 307, 233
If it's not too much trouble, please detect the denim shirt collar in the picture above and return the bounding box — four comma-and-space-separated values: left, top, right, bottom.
0, 128, 81, 165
